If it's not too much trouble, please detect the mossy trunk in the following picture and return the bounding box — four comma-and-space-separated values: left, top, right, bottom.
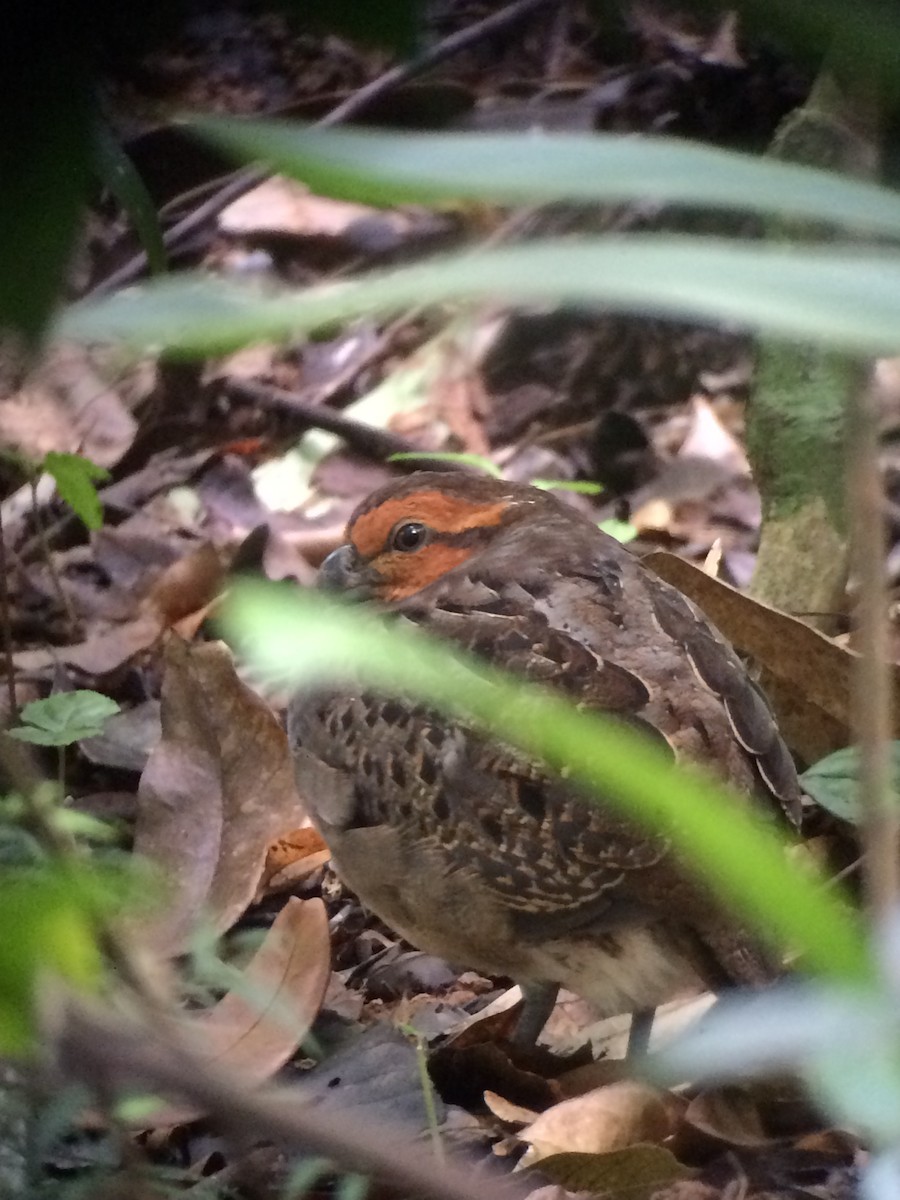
747, 71, 880, 631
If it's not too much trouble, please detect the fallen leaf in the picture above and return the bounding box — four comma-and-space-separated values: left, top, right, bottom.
257, 825, 330, 898
520, 1082, 676, 1165
484, 1091, 539, 1126
678, 396, 749, 473
130, 636, 307, 954
12, 541, 224, 676
530, 1145, 692, 1198
143, 543, 224, 626
192, 897, 329, 1076
139, 897, 330, 1128
12, 612, 163, 675
644, 550, 895, 762
680, 1086, 769, 1150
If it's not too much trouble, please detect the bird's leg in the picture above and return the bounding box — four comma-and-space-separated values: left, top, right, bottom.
512, 981, 559, 1046
626, 1007, 655, 1059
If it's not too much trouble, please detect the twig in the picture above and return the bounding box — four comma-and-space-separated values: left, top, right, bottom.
28, 479, 78, 633
0, 504, 18, 719
90, 0, 559, 296
848, 374, 897, 924
54, 997, 521, 1200
224, 379, 420, 461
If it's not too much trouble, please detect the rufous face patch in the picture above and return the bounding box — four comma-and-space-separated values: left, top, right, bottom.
350, 491, 507, 559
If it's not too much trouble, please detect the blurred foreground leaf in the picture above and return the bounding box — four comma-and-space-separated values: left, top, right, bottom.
0, 870, 107, 1053
221, 582, 871, 984
58, 238, 900, 358
189, 120, 900, 236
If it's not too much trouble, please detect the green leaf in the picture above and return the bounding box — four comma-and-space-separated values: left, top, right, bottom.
296, 0, 418, 52
188, 120, 900, 237
599, 518, 638, 544
0, 869, 105, 1053
0, 46, 93, 341
93, 123, 166, 276
531, 479, 604, 494
800, 743, 900, 824
58, 238, 900, 360
9, 691, 120, 747
42, 451, 110, 530
220, 582, 872, 985
388, 451, 502, 477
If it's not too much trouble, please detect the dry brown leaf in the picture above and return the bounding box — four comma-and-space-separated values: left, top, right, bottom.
219, 177, 375, 237
520, 1082, 676, 1166
529, 1145, 692, 1199
679, 396, 749, 474
138, 897, 329, 1129
12, 612, 163, 674
192, 897, 329, 1075
644, 550, 892, 762
257, 826, 331, 898
142, 543, 224, 626
680, 1086, 769, 1150
12, 542, 224, 676
130, 636, 307, 955
484, 1090, 540, 1126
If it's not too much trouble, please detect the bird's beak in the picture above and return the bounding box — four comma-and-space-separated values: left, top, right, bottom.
317, 543, 381, 599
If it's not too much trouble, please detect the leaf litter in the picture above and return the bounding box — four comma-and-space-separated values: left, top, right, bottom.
2, 6, 880, 1198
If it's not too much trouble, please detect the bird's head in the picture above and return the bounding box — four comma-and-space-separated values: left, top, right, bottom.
318, 472, 562, 602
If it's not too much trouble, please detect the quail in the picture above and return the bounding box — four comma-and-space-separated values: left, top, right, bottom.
288, 472, 802, 1044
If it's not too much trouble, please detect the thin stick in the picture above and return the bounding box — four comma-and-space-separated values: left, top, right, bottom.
0, 503, 18, 720
224, 379, 420, 461
847, 374, 897, 924
90, 0, 559, 296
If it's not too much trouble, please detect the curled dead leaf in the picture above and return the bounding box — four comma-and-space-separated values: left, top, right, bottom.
520, 1082, 676, 1166
138, 897, 330, 1128
130, 636, 307, 955
257, 825, 331, 899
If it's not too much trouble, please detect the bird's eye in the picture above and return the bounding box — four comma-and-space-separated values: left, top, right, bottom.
390, 521, 428, 552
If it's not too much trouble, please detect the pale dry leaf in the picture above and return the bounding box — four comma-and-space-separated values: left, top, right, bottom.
257, 825, 331, 898
219, 176, 374, 237
130, 636, 307, 955
528, 1145, 692, 1199
644, 550, 893, 762
138, 897, 330, 1129
12, 612, 163, 674
681, 1086, 769, 1149
520, 1082, 675, 1166
192, 896, 329, 1076
0, 342, 141, 467
484, 1090, 540, 1126
679, 396, 748, 474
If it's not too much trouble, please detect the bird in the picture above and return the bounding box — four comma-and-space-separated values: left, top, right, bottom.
287, 471, 802, 1046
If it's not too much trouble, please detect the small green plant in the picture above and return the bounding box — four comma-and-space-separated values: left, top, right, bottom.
8, 691, 120, 747
9, 690, 120, 799
42, 451, 110, 531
